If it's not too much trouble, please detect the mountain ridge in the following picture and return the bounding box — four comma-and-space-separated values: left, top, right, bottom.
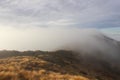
0, 33, 120, 80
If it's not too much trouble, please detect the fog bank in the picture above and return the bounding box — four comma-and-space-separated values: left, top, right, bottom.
0, 27, 120, 65
0, 27, 119, 52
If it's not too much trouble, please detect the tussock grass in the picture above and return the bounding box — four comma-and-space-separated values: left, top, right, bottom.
0, 56, 89, 80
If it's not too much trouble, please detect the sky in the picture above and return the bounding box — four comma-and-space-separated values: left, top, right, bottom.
0, 0, 120, 50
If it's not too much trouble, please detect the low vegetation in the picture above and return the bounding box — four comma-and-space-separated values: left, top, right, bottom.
0, 56, 89, 80
0, 50, 119, 80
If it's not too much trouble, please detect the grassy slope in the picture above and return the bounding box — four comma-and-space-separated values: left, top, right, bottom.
0, 56, 89, 80
0, 50, 119, 80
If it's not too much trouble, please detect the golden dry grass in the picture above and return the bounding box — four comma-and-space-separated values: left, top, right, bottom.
0, 56, 89, 80
0, 50, 119, 80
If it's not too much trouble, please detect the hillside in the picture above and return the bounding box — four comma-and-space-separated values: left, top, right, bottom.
0, 50, 119, 80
